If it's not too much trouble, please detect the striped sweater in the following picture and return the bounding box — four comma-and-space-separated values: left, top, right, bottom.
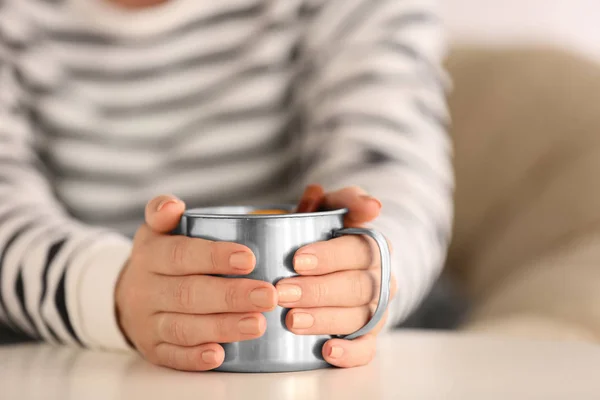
0, 0, 453, 350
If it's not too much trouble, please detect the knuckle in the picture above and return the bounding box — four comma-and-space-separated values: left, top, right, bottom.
223, 282, 240, 311
322, 247, 337, 272
351, 272, 371, 304
213, 314, 230, 339
168, 318, 192, 346
169, 238, 189, 270
174, 277, 196, 311
313, 281, 328, 306
164, 348, 178, 369
208, 241, 220, 273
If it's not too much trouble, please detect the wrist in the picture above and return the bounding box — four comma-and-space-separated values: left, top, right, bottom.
67, 234, 134, 351
114, 257, 135, 348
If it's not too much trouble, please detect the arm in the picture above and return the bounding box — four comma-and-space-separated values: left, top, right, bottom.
296, 0, 453, 327
0, 36, 132, 349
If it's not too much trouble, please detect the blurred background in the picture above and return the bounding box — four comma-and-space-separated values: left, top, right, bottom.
403, 0, 600, 341
443, 0, 600, 63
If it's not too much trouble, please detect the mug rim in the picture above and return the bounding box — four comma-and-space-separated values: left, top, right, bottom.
183, 204, 348, 219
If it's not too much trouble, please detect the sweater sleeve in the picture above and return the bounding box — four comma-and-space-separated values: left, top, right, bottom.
0, 13, 132, 349
296, 0, 454, 327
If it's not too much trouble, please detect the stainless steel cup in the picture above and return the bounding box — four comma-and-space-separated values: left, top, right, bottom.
175, 205, 391, 373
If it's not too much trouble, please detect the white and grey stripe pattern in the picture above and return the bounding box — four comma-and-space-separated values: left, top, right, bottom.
0, 0, 453, 349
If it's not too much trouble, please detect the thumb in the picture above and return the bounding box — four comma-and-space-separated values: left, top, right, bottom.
323, 186, 381, 225
145, 195, 186, 234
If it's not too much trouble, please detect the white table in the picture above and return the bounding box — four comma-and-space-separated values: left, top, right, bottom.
1, 331, 599, 400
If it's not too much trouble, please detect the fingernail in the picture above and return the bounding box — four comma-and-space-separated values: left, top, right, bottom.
156, 199, 178, 212
296, 198, 311, 213
297, 185, 325, 213
294, 254, 318, 271
304, 198, 321, 213
291, 313, 314, 329
201, 350, 217, 363
361, 195, 382, 209
250, 288, 275, 308
328, 346, 344, 359
238, 317, 262, 335
277, 284, 302, 303
229, 252, 254, 271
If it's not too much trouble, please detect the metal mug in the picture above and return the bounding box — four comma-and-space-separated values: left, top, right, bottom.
174, 205, 391, 373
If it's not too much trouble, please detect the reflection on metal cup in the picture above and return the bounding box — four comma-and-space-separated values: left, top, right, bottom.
175, 205, 391, 373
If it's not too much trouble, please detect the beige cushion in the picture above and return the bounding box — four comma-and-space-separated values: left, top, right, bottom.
445, 47, 600, 342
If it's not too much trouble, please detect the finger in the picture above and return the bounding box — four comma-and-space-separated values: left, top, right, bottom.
158, 275, 277, 314
143, 233, 255, 276
296, 184, 325, 213
322, 187, 382, 225
389, 274, 398, 301
294, 235, 378, 275
145, 195, 186, 234
155, 312, 266, 347
285, 306, 372, 336
154, 342, 224, 371
371, 310, 389, 336
276, 270, 376, 308
322, 334, 377, 368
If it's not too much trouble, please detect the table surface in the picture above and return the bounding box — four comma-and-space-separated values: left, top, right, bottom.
1, 330, 599, 400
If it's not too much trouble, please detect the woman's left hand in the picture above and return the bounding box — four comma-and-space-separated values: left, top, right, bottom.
276, 186, 397, 368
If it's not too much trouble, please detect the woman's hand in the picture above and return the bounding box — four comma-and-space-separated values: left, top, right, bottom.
115, 196, 277, 371
277, 186, 397, 368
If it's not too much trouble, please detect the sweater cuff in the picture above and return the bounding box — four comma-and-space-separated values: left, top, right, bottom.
68, 234, 133, 351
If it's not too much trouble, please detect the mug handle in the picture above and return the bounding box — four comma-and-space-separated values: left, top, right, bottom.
332, 228, 391, 340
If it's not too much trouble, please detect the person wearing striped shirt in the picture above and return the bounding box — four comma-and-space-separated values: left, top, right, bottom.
0, 0, 453, 370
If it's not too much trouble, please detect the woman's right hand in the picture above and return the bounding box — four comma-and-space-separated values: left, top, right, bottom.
115, 195, 278, 371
